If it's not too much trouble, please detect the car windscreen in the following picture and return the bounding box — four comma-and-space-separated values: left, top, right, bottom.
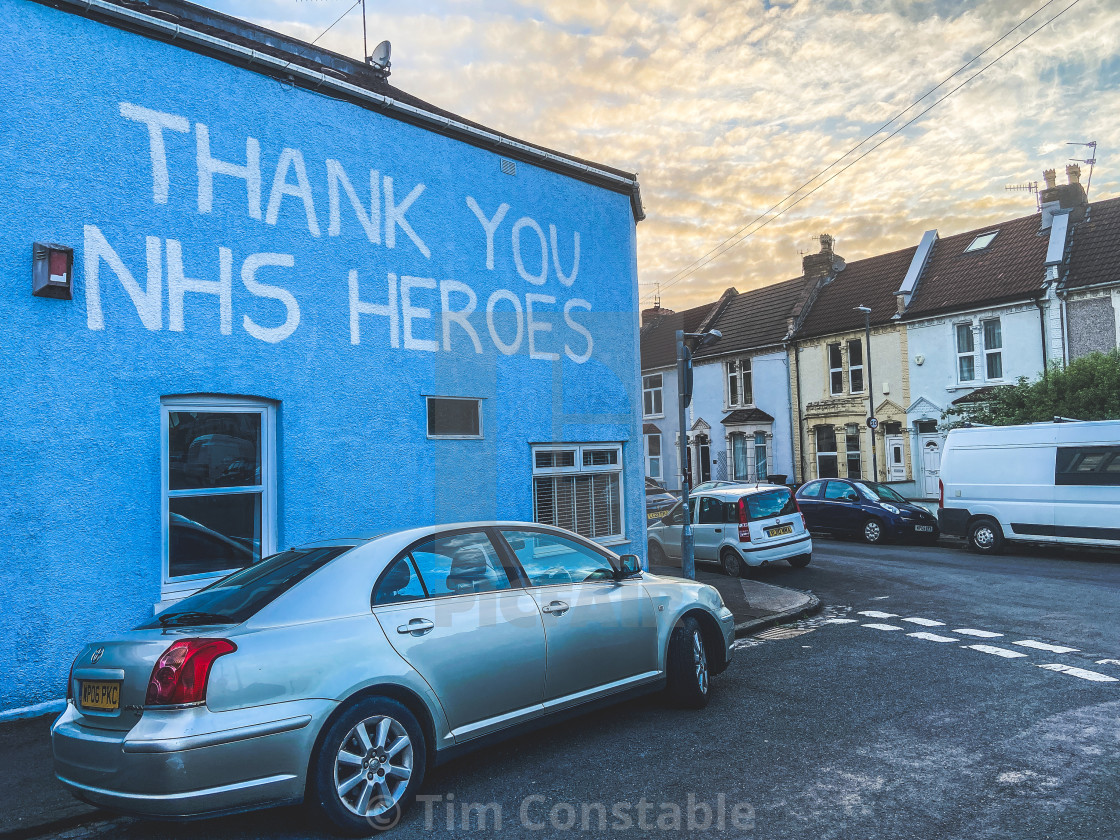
138, 546, 351, 628
855, 482, 907, 503
743, 490, 797, 521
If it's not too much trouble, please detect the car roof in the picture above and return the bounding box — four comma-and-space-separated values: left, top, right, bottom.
693, 484, 786, 498
291, 521, 610, 550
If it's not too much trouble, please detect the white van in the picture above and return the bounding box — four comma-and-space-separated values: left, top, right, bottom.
938, 420, 1120, 553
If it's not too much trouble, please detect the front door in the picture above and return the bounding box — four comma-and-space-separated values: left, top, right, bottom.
498, 529, 659, 706
371, 530, 546, 739
919, 435, 942, 498
886, 436, 907, 482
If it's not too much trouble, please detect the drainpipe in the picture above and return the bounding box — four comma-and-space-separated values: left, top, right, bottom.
1034, 298, 1048, 377
794, 341, 807, 484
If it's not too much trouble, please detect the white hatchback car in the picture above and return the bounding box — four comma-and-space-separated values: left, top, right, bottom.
647, 485, 812, 576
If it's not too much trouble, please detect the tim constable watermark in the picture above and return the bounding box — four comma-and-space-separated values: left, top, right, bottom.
415, 792, 754, 832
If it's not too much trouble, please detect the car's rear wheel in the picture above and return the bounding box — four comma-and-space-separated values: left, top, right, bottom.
309, 696, 427, 835
648, 540, 667, 566
968, 517, 1004, 555
665, 617, 710, 709
787, 553, 811, 568
862, 517, 886, 544
720, 547, 743, 577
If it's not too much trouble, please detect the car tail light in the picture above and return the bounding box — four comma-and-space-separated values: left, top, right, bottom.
737, 498, 752, 542
938, 479, 944, 509
66, 658, 75, 702
145, 639, 236, 707
792, 495, 806, 528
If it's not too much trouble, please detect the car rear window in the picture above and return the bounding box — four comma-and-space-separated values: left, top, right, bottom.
139, 546, 351, 628
738, 490, 798, 522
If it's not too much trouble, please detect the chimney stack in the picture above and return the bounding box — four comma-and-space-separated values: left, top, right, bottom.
641, 303, 673, 327
1039, 165, 1088, 228
802, 234, 838, 282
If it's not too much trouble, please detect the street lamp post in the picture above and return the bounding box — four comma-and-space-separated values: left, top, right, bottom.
855, 305, 877, 481
675, 327, 721, 580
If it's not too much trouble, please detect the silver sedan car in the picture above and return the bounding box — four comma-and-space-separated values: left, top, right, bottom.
53, 522, 734, 834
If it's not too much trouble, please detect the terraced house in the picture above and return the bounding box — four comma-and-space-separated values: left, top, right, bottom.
787, 236, 915, 489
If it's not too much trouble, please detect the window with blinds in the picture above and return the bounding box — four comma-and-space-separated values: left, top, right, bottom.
531, 443, 625, 541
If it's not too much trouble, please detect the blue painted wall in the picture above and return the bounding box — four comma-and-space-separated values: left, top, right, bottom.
0, 1, 642, 711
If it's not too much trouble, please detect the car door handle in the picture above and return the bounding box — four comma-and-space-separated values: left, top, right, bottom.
397, 618, 435, 635
542, 600, 570, 616
714, 528, 722, 533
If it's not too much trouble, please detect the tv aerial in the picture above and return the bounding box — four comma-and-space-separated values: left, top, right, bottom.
1067, 140, 1098, 199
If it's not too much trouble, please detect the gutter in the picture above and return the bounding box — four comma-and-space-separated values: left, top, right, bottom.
46, 0, 645, 221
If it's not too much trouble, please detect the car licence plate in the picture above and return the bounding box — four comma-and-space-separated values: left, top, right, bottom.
915, 525, 934, 533
647, 509, 669, 520
765, 524, 794, 538
79, 680, 121, 712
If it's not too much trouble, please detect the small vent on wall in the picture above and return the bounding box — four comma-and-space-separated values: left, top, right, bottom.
500, 158, 517, 176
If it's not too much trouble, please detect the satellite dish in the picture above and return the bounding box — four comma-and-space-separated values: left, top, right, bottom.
832, 256, 846, 272
368, 40, 391, 72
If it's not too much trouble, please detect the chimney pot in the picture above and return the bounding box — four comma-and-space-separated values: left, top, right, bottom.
1043, 169, 1057, 189
1066, 163, 1081, 185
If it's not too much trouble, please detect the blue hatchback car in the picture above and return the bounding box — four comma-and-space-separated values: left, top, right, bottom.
795, 478, 939, 544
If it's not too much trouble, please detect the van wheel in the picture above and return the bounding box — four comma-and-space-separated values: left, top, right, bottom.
862, 518, 886, 544
309, 696, 426, 835
968, 518, 1004, 554
665, 617, 710, 709
720, 548, 743, 577
648, 540, 667, 566
787, 553, 811, 568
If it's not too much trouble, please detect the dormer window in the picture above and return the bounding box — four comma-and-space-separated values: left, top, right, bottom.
964, 231, 998, 253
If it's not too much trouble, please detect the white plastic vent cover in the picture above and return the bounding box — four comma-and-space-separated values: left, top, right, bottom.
500, 158, 516, 176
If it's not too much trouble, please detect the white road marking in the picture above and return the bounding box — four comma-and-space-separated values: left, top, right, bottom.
1013, 640, 1079, 654
953, 629, 1004, 638
964, 644, 1028, 658
858, 610, 899, 619
902, 617, 946, 627
908, 632, 960, 643
1037, 664, 1119, 683
1096, 659, 1120, 667
869, 596, 891, 601
862, 623, 903, 631
822, 618, 859, 624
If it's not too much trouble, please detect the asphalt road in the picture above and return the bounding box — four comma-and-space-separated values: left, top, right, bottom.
67, 538, 1120, 840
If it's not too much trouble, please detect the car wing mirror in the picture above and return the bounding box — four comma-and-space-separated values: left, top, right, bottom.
614, 554, 642, 580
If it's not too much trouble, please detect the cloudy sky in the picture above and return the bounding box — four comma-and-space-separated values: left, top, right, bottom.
198, 0, 1119, 310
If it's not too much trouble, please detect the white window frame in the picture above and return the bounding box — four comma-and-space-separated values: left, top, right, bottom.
425, 396, 483, 440
982, 318, 1003, 380
725, 357, 753, 408
753, 431, 768, 481
159, 395, 278, 603
531, 442, 626, 545
642, 374, 663, 418
845, 423, 862, 479
955, 322, 976, 383
847, 338, 864, 394
644, 433, 662, 480
828, 342, 844, 395
964, 231, 999, 253
815, 425, 839, 479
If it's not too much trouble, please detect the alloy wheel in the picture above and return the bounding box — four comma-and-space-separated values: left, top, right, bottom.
692, 629, 709, 695
334, 714, 414, 818
864, 520, 882, 543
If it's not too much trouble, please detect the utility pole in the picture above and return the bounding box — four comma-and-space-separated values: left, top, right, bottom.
856, 306, 877, 480
675, 327, 721, 579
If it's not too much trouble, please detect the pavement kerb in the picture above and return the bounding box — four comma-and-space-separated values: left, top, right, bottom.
733, 590, 822, 638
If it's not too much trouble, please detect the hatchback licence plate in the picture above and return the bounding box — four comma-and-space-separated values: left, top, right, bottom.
915, 525, 934, 533
765, 524, 794, 538
647, 510, 669, 520
79, 680, 120, 712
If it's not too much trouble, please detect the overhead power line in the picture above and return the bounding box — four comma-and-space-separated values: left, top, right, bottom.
311, 0, 363, 46
640, 0, 1083, 304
